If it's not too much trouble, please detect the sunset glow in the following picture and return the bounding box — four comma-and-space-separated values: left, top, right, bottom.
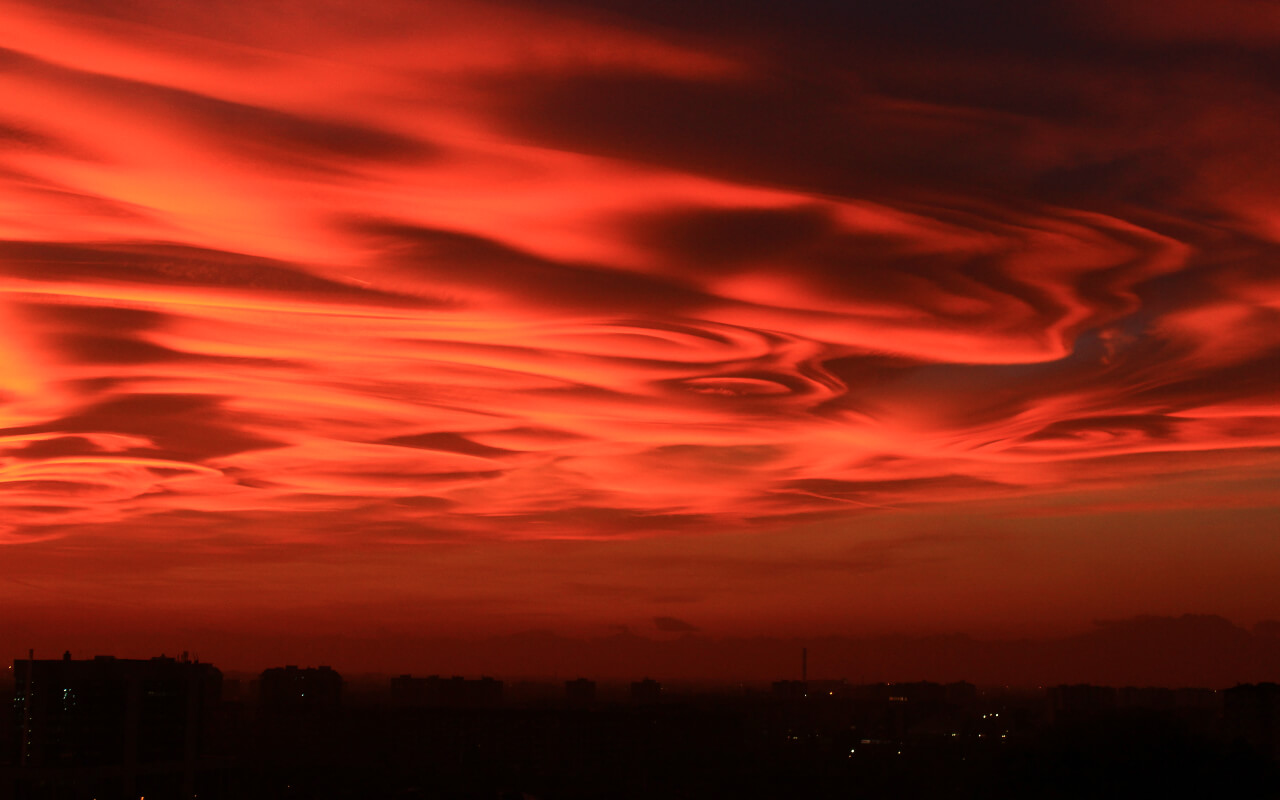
2, 0, 1278, 669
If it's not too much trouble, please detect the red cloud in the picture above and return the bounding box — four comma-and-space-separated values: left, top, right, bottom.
0, 0, 1277, 652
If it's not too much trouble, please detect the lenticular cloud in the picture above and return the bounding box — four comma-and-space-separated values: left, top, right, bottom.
1, 0, 1279, 546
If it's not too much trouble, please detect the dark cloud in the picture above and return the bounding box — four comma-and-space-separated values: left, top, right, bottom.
5, 436, 102, 460
626, 204, 835, 274
8, 393, 282, 461
381, 432, 521, 459
479, 70, 1026, 201
0, 241, 432, 306
351, 221, 713, 313
783, 475, 1011, 501
0, 45, 439, 170
23, 303, 170, 334
1021, 414, 1179, 443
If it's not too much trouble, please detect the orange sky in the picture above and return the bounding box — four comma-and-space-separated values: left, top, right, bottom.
1, 0, 1278, 674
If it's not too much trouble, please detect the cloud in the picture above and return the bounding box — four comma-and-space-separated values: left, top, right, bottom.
0, 0, 1278, 646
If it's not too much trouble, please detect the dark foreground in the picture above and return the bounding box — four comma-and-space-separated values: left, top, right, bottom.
3, 661, 1278, 799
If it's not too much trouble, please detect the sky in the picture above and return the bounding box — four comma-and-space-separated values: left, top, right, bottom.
1, 0, 1278, 676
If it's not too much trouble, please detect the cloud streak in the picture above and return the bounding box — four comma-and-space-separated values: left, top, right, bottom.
0, 0, 1277, 642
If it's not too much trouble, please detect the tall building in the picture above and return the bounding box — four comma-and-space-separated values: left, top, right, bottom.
629, 678, 661, 705
11, 651, 222, 799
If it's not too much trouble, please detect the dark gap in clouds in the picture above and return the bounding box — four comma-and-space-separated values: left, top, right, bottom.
783, 475, 1012, 498
1127, 345, 1280, 409
611, 318, 747, 348
658, 370, 830, 402
819, 354, 921, 382
485, 426, 591, 444
0, 45, 440, 168
527, 0, 1070, 58
6, 185, 153, 222
627, 203, 835, 274
949, 250, 1074, 326
532, 0, 1274, 78
51, 333, 270, 366
0, 240, 438, 306
816, 237, 1066, 326
854, 50, 1102, 124
0, 119, 71, 152
6, 506, 80, 514
359, 469, 509, 482
1031, 151, 1190, 209
23, 302, 170, 334
5, 436, 101, 460
3, 393, 283, 461
277, 492, 373, 505
1, 480, 97, 495
478, 69, 1028, 200
1021, 414, 1179, 443
1009, 447, 1280, 489
380, 432, 522, 458
1136, 238, 1280, 315
234, 477, 279, 489
352, 221, 713, 313
55, 377, 132, 396
858, 360, 1077, 430
29, 304, 305, 368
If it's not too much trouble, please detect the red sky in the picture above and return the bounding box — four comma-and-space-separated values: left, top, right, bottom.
1, 0, 1278, 676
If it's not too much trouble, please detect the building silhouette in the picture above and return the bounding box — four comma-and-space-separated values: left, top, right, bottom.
629, 678, 661, 705
10, 650, 222, 799
564, 678, 596, 708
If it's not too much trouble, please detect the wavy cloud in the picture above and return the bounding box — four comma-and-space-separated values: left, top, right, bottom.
0, 0, 1276, 638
